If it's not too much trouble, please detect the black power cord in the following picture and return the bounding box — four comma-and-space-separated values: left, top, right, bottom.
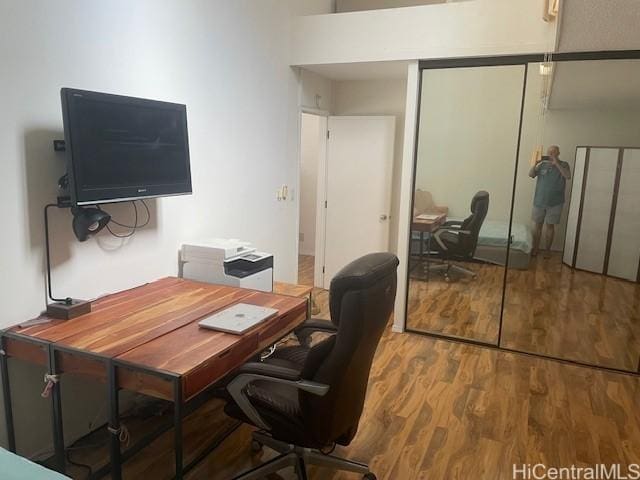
97, 200, 150, 238
65, 450, 92, 479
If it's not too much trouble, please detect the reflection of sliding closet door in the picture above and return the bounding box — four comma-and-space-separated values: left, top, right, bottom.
575, 148, 618, 274
563, 148, 587, 265
607, 149, 640, 281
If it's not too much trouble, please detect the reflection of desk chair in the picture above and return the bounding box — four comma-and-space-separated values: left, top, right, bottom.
430, 191, 489, 281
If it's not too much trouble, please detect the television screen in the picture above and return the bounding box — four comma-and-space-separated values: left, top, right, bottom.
61, 88, 192, 205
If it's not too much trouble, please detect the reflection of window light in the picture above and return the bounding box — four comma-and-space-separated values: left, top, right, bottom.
539, 63, 553, 76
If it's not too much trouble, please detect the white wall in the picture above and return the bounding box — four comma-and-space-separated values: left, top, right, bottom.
292, 0, 557, 65
0, 0, 305, 456
415, 65, 526, 222
515, 64, 640, 250
332, 79, 407, 253
394, 61, 421, 332
299, 68, 334, 112
299, 113, 321, 255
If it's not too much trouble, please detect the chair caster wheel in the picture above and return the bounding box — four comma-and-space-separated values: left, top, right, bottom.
251, 440, 263, 452
363, 473, 377, 480
444, 275, 451, 283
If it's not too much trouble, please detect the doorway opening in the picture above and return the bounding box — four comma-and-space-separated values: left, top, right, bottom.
298, 111, 328, 289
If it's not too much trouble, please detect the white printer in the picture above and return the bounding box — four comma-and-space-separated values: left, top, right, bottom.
180, 239, 273, 292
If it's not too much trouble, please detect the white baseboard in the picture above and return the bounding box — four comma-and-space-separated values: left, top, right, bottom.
391, 323, 404, 333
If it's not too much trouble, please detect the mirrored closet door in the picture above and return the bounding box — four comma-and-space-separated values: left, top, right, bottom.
407, 56, 640, 373
405, 64, 526, 344
500, 59, 640, 371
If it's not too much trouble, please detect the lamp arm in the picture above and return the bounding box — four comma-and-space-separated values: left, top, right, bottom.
44, 203, 72, 305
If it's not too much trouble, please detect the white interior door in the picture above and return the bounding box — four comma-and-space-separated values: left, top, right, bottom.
608, 149, 640, 281
575, 148, 618, 274
322, 116, 395, 288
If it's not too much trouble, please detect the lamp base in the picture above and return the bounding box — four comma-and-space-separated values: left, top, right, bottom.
46, 300, 92, 320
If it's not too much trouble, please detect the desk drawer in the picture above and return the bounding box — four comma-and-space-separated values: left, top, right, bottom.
257, 303, 307, 350
4, 337, 48, 366
183, 333, 258, 401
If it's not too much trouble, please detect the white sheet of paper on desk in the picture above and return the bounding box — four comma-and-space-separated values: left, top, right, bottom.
416, 214, 440, 221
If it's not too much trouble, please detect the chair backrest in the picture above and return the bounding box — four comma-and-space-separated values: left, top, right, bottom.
458, 191, 490, 254
299, 252, 399, 447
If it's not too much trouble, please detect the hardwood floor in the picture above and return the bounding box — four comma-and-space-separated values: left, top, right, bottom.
407, 260, 503, 343
64, 255, 640, 479
298, 254, 315, 287
188, 334, 640, 480
502, 253, 640, 371
407, 253, 640, 371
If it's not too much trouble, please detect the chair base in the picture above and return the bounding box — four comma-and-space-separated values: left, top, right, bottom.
233, 431, 376, 480
429, 262, 477, 281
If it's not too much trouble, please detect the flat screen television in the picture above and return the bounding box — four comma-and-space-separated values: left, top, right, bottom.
61, 88, 192, 205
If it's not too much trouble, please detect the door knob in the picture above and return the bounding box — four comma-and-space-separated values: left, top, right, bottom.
380, 214, 389, 221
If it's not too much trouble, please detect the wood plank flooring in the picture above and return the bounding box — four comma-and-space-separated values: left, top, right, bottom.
407, 253, 640, 371
407, 260, 503, 343
190, 321, 640, 480
64, 255, 640, 479
502, 254, 640, 371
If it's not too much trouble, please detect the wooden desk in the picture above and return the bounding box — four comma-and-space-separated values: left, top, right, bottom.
412, 213, 447, 262
412, 213, 447, 234
274, 281, 316, 316
0, 278, 307, 479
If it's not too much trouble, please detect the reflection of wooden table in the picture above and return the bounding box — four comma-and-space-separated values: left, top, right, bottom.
1, 278, 307, 479
411, 213, 447, 275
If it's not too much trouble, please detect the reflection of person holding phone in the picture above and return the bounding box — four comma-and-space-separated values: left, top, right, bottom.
529, 145, 571, 257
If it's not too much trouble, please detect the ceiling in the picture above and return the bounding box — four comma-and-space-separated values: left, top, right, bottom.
558, 0, 640, 53
335, 0, 446, 13
302, 60, 410, 81
548, 59, 640, 110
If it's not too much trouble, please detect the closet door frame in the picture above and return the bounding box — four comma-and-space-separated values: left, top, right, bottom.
403, 49, 640, 376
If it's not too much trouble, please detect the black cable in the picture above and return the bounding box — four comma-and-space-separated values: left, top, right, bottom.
65, 450, 92, 479
106, 202, 137, 238
107, 200, 150, 229
98, 200, 150, 238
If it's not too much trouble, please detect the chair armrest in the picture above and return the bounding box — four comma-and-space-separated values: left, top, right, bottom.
294, 319, 337, 346
433, 228, 472, 250
443, 220, 463, 227
226, 362, 329, 430
234, 362, 302, 381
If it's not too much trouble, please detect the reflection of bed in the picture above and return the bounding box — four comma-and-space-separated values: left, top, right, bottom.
473, 220, 532, 270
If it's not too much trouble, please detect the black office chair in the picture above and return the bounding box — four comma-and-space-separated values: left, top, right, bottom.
219, 252, 399, 480
430, 190, 489, 281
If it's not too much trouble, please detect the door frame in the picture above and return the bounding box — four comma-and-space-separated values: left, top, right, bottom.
401, 49, 640, 376
297, 107, 329, 289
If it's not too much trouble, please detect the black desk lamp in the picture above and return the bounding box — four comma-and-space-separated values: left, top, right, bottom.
44, 198, 110, 319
